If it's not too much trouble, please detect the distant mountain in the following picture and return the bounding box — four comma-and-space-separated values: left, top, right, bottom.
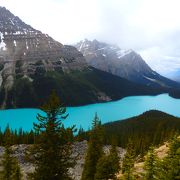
75, 39, 180, 88
164, 69, 180, 82
0, 7, 165, 108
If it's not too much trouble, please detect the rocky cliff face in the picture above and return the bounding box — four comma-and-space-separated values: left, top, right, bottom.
0, 7, 87, 87
0, 7, 169, 108
0, 7, 88, 107
75, 39, 180, 88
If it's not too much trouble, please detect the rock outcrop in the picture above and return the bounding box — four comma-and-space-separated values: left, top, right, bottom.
75, 39, 180, 88
0, 7, 87, 106
0, 141, 125, 180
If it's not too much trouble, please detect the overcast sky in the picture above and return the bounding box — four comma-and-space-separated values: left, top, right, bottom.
1, 0, 180, 75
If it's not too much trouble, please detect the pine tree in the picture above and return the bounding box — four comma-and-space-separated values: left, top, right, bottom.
158, 135, 180, 180
122, 140, 135, 180
95, 145, 120, 180
143, 146, 159, 180
1, 126, 22, 180
81, 113, 103, 180
11, 158, 23, 180
76, 126, 87, 141
109, 144, 121, 177
29, 91, 74, 180
1, 146, 14, 180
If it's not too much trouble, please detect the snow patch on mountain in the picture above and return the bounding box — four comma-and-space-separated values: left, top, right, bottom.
0, 32, 6, 50
117, 49, 133, 59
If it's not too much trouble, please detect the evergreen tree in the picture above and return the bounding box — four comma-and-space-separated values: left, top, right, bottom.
158, 135, 180, 180
1, 146, 14, 180
109, 144, 121, 177
76, 126, 88, 141
95, 145, 120, 180
11, 159, 23, 180
29, 91, 74, 180
1, 126, 22, 180
143, 146, 159, 180
81, 113, 103, 180
122, 140, 135, 180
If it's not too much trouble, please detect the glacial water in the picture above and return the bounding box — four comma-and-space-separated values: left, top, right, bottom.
0, 94, 180, 131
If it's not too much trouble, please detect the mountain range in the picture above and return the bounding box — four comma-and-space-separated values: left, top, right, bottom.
0, 7, 178, 108
75, 39, 180, 88
165, 69, 180, 82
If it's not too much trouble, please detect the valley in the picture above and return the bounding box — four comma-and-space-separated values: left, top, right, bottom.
0, 4, 179, 180
0, 94, 180, 132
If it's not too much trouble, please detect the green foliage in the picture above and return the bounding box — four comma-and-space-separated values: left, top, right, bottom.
122, 140, 135, 180
143, 146, 159, 180
103, 110, 180, 155
10, 78, 37, 108
157, 135, 180, 180
135, 135, 180, 180
76, 126, 89, 141
3, 125, 12, 146
3, 68, 164, 108
0, 126, 22, 180
11, 159, 23, 180
109, 144, 121, 176
95, 145, 120, 180
81, 113, 104, 180
0, 128, 36, 146
29, 91, 74, 180
1, 147, 14, 180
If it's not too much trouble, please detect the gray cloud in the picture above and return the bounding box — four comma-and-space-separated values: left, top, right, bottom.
1, 0, 180, 74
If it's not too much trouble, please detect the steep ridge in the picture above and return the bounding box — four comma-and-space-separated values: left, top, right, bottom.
75, 39, 180, 88
0, 7, 166, 108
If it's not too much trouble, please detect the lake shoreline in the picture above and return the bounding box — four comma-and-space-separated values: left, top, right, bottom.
0, 94, 179, 132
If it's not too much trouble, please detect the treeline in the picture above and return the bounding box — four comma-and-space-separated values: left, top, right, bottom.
0, 92, 179, 180
103, 110, 180, 155
121, 135, 180, 180
76, 110, 180, 155
81, 113, 180, 180
169, 88, 180, 99
0, 126, 22, 180
0, 127, 36, 146
0, 91, 75, 180
0, 67, 165, 109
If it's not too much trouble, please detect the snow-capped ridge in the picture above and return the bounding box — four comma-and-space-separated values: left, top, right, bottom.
75, 39, 180, 89
117, 49, 133, 59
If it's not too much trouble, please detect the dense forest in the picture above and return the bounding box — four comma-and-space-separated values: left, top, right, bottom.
0, 67, 165, 108
0, 93, 179, 179
80, 113, 180, 180
103, 110, 180, 155
169, 88, 180, 99
77, 110, 180, 155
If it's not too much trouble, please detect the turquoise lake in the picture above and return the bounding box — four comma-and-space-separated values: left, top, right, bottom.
0, 94, 180, 131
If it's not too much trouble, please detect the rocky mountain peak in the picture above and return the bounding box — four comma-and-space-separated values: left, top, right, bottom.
76, 39, 135, 59
0, 7, 87, 90
0, 6, 36, 34
75, 39, 180, 88
0, 6, 88, 108
75, 39, 151, 74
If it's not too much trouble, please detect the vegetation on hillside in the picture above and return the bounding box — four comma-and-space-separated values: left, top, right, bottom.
0, 68, 165, 108
28, 91, 75, 180
142, 135, 180, 180
103, 110, 180, 155
81, 114, 104, 180
0, 126, 22, 180
0, 92, 179, 180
